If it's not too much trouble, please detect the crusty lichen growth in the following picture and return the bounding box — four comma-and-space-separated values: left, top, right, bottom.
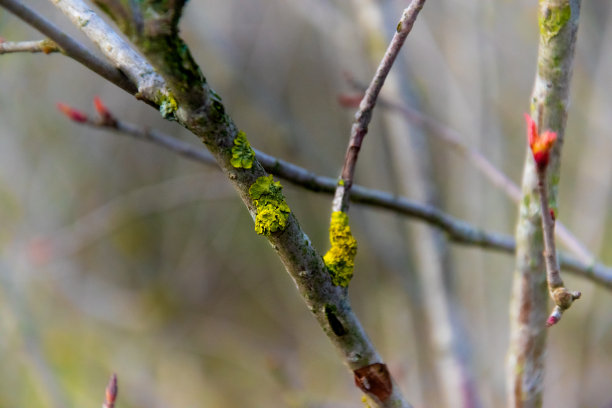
324, 211, 357, 287
248, 175, 291, 235
230, 131, 255, 169
158, 91, 178, 119
538, 1, 571, 43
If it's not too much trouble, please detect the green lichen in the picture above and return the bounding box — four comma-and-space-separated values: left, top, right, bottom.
158, 92, 178, 119
230, 131, 255, 169
249, 175, 291, 235
538, 3, 571, 43
323, 211, 357, 287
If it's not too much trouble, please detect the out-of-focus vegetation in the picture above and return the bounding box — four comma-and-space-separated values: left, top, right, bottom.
1, 1, 611, 407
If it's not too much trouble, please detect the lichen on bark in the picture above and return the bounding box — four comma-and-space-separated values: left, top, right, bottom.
324, 211, 358, 287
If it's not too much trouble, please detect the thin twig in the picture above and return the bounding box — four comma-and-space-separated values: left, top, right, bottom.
0, 39, 60, 54
0, 0, 136, 94
332, 0, 426, 213
55, 104, 612, 291
353, 2, 479, 404
536, 168, 581, 327
342, 76, 594, 264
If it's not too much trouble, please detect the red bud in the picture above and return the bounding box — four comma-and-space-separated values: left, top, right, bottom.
525, 113, 557, 170
546, 308, 562, 327
104, 373, 118, 408
93, 96, 109, 118
57, 103, 88, 123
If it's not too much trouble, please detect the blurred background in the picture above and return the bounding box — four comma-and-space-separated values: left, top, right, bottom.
1, 0, 611, 407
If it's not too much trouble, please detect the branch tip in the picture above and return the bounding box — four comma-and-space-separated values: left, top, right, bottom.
103, 373, 118, 408
93, 96, 116, 126
56, 102, 88, 123
546, 307, 562, 327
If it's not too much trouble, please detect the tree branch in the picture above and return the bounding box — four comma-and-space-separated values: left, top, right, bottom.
352, 2, 479, 405
55, 102, 612, 292
536, 166, 580, 326
332, 0, 426, 213
47, 1, 412, 406
508, 1, 582, 406
0, 0, 136, 94
342, 74, 594, 264
46, 0, 167, 104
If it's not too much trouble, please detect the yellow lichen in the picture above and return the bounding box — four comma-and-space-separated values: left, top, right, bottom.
230, 131, 255, 169
158, 91, 178, 119
253, 203, 290, 235
324, 211, 357, 287
249, 175, 291, 236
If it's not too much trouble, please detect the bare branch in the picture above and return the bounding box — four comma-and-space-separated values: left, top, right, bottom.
55, 101, 612, 292
47, 0, 166, 103
0, 39, 60, 54
0, 0, 135, 94
332, 0, 426, 213
508, 1, 582, 406
343, 75, 594, 264
46, 3, 412, 405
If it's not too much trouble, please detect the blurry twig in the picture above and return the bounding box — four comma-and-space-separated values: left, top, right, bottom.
341, 74, 594, 264
332, 0, 426, 213
30, 172, 233, 263
0, 39, 60, 54
54, 98, 612, 291
352, 2, 479, 406
0, 262, 70, 408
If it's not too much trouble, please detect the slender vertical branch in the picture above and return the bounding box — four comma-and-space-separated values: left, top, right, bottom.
507, 1, 582, 407
536, 168, 581, 326
352, 2, 479, 406
332, 0, 426, 213
342, 76, 593, 264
